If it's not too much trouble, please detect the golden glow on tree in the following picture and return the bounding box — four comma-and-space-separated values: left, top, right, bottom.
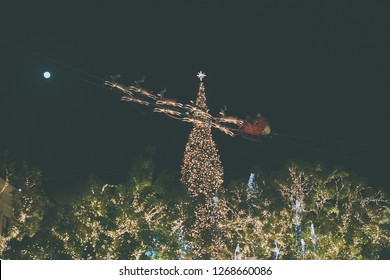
224, 163, 390, 260
181, 75, 227, 259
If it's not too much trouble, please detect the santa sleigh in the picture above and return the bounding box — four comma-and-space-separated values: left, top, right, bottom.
237, 114, 271, 141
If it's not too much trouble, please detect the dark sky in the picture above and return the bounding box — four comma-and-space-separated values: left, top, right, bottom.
0, 1, 389, 193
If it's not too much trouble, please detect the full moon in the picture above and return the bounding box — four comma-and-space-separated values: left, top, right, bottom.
43, 71, 51, 79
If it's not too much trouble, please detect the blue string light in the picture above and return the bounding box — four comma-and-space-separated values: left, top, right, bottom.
273, 241, 280, 260
247, 173, 255, 192
310, 223, 317, 253
146, 237, 158, 259
246, 173, 256, 207
178, 219, 185, 260
300, 238, 305, 256
295, 199, 302, 245
234, 244, 242, 260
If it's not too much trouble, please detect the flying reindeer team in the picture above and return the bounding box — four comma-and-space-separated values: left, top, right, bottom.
104, 74, 271, 141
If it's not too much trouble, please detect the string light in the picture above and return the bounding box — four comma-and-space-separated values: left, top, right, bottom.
301, 238, 306, 256
310, 223, 317, 253
234, 244, 242, 260
248, 173, 255, 192
295, 199, 302, 250
247, 173, 256, 202
181, 74, 227, 259
273, 241, 280, 260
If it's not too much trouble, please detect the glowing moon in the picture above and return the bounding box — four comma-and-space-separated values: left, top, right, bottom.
43, 71, 51, 79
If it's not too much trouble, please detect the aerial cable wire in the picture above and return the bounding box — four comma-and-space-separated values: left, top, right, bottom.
0, 37, 105, 82
0, 37, 174, 117
271, 132, 389, 150
271, 134, 389, 170
0, 47, 109, 92
0, 38, 110, 92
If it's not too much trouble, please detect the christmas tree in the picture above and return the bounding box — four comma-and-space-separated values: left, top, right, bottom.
181, 72, 227, 259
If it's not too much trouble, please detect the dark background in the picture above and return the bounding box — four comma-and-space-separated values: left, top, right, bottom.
0, 1, 389, 193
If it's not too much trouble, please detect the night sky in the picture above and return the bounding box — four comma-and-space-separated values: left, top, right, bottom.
1, 1, 389, 193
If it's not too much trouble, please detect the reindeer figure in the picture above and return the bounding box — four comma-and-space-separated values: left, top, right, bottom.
140, 88, 158, 100
212, 122, 235, 137
156, 90, 183, 108
129, 76, 146, 93
104, 74, 132, 96
214, 105, 244, 126
121, 96, 150, 106
129, 77, 159, 100
153, 107, 182, 117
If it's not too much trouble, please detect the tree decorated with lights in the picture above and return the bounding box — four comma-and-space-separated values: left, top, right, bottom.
51, 147, 180, 260
181, 72, 228, 259
0, 155, 57, 259
224, 162, 390, 260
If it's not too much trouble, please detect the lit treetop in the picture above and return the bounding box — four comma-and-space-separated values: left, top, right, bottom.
181, 72, 224, 197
